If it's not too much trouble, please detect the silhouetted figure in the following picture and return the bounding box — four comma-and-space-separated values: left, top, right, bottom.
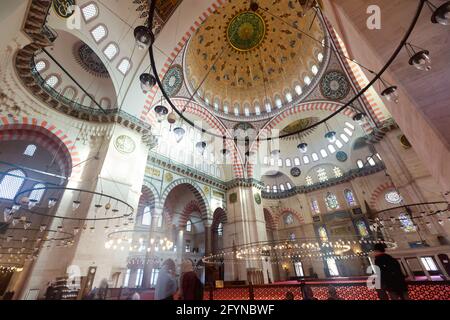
285, 291, 295, 300
302, 285, 317, 300
155, 259, 177, 300
327, 286, 342, 300
373, 243, 409, 300
179, 260, 203, 300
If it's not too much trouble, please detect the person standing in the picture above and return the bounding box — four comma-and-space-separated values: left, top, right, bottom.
179, 260, 203, 300
373, 243, 409, 300
154, 259, 178, 300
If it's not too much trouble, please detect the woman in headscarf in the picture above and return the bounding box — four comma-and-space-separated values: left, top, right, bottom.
154, 259, 177, 300
179, 260, 203, 300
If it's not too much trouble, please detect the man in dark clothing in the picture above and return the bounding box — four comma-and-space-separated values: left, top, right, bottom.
373, 243, 409, 300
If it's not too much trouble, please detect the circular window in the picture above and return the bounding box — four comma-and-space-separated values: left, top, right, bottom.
385, 191, 403, 204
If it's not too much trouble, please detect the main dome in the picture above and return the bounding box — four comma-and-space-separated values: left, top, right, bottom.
184, 0, 327, 119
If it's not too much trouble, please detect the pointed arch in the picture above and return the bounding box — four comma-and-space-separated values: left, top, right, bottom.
274, 208, 304, 229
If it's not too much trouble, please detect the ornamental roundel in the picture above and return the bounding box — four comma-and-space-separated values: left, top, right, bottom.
114, 135, 136, 154
162, 64, 183, 97
52, 0, 76, 19
290, 167, 301, 177
320, 70, 350, 101
336, 151, 348, 162
227, 11, 266, 52
254, 193, 261, 205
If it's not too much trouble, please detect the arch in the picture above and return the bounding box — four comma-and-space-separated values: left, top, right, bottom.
211, 207, 227, 231
0, 117, 78, 177
136, 184, 157, 222
159, 179, 210, 220
62, 86, 78, 100
369, 182, 396, 210
274, 208, 304, 229
263, 208, 277, 231
179, 200, 202, 228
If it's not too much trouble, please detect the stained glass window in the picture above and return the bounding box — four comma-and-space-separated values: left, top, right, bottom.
311, 199, 320, 215
289, 233, 296, 241
325, 192, 340, 210
344, 189, 357, 206
317, 168, 328, 182
399, 213, 416, 232
284, 214, 294, 225
0, 169, 26, 200
318, 226, 328, 241
356, 220, 369, 237
333, 167, 343, 178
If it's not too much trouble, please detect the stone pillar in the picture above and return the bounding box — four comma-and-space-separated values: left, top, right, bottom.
223, 184, 273, 284
142, 208, 163, 288
204, 225, 212, 256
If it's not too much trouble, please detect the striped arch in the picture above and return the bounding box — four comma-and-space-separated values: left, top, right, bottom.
0, 116, 80, 177
136, 185, 157, 221
324, 17, 389, 124
274, 208, 305, 229
179, 200, 202, 228
211, 207, 227, 231
263, 208, 277, 231
369, 182, 395, 210
160, 178, 210, 220
140, 0, 229, 121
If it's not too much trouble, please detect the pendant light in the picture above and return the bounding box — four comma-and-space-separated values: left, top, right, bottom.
405, 43, 431, 71
140, 73, 157, 93
173, 127, 186, 143
154, 105, 169, 122
134, 26, 154, 49
196, 141, 207, 155
297, 143, 308, 153
324, 122, 337, 143
427, 1, 450, 25
379, 78, 399, 104
352, 112, 366, 125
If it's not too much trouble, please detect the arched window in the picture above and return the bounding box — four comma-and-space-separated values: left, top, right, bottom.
320, 149, 328, 158
285, 159, 292, 167
29, 183, 45, 204
24, 144, 37, 157
117, 58, 131, 75
333, 167, 343, 178
45, 75, 59, 88
275, 97, 282, 108
328, 145, 336, 154
304, 76, 311, 85
345, 122, 355, 130
186, 220, 192, 232
35, 60, 47, 72
325, 192, 340, 211
340, 134, 349, 143
266, 185, 270, 193
0, 169, 26, 200
277, 158, 283, 167
142, 206, 151, 226
100, 98, 111, 109
344, 189, 357, 206
91, 24, 107, 43
399, 213, 416, 232
284, 213, 294, 225
356, 220, 369, 237
318, 52, 324, 62
279, 184, 285, 192
335, 140, 343, 149
62, 87, 77, 100
302, 155, 310, 164
272, 185, 278, 193
344, 128, 353, 136
367, 157, 376, 166
103, 42, 119, 60
311, 199, 320, 215
285, 92, 293, 102
217, 223, 223, 236
294, 158, 301, 166
356, 160, 364, 169
318, 226, 328, 241
81, 3, 99, 22
317, 168, 328, 182
311, 65, 319, 75
312, 153, 319, 162
295, 85, 303, 95
286, 182, 292, 190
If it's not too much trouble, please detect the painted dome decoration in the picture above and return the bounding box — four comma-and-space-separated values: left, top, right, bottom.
162, 64, 183, 97
73, 42, 110, 78
320, 70, 350, 101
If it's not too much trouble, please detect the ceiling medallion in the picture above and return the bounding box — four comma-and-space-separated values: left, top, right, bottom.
290, 167, 301, 177
226, 11, 266, 52
114, 135, 136, 154
320, 70, 350, 101
336, 151, 348, 162
162, 64, 183, 97
52, 0, 76, 19
73, 42, 110, 78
